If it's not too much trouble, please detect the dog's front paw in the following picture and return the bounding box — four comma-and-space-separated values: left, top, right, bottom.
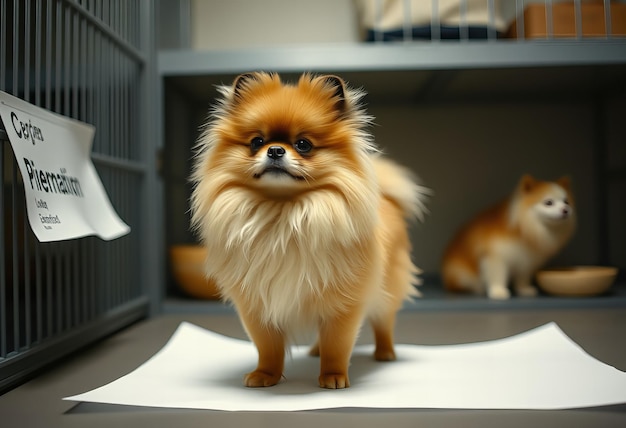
516, 285, 538, 297
487, 287, 510, 300
319, 373, 350, 389
244, 370, 281, 387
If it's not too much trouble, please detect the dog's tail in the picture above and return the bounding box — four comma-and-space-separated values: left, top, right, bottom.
372, 155, 431, 223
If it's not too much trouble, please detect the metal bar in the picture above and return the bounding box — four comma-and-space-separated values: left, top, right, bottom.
23, 197, 31, 350
487, 0, 497, 41
113, 176, 120, 307
64, 5, 71, 118
459, 0, 468, 42
546, 0, 553, 40
93, 13, 102, 154
430, 0, 440, 41
81, 3, 87, 123
44, 248, 51, 340
0, 0, 6, 92
12, 164, 20, 354
114, 16, 121, 159
35, 241, 43, 345
516, 0, 525, 41
575, 0, 583, 40
87, 1, 95, 127
0, 0, 6, 361
35, 0, 43, 107
604, 0, 612, 39
123, 55, 129, 161
65, 248, 72, 330
55, 2, 62, 113
80, 240, 87, 323
73, 4, 79, 120
24, 0, 31, 101
55, 244, 62, 334
45, 0, 52, 110
402, 0, 411, 42
73, 241, 80, 326
12, 0, 20, 96
139, 0, 161, 315
88, 238, 96, 321
0, 140, 6, 358
373, 0, 383, 42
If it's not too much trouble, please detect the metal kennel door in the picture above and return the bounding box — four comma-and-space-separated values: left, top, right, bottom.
0, 0, 160, 392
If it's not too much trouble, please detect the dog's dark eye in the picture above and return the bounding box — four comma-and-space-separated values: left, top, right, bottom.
294, 138, 312, 154
544, 199, 554, 206
563, 198, 570, 205
250, 137, 264, 151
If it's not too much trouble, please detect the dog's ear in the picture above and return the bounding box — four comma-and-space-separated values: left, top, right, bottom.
556, 175, 571, 190
232, 73, 259, 100
320, 75, 346, 112
518, 174, 537, 193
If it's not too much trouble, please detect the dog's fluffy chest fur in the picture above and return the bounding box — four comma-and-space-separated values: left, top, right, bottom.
201, 186, 380, 328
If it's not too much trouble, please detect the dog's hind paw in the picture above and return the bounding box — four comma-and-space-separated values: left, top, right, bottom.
374, 347, 396, 361
244, 370, 281, 387
308, 343, 320, 357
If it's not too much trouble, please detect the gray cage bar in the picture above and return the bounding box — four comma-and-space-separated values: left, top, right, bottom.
0, 0, 155, 392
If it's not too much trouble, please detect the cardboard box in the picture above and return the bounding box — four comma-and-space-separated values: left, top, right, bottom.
508, 2, 626, 38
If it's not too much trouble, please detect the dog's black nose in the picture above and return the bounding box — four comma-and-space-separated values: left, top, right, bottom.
267, 146, 285, 159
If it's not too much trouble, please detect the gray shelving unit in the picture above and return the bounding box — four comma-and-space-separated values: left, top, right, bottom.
158, 39, 626, 312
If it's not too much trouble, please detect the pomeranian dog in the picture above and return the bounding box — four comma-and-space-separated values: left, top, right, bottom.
190, 72, 429, 389
442, 175, 576, 300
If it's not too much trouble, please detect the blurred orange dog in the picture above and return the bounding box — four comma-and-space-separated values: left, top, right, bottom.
191, 72, 428, 389
442, 175, 576, 299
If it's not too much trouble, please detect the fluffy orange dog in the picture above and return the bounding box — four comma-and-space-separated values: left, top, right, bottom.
191, 72, 428, 389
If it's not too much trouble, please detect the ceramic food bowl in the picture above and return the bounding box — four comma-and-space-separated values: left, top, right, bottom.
536, 266, 618, 297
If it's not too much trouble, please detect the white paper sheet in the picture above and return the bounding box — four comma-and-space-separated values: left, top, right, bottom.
64, 322, 626, 411
0, 90, 130, 242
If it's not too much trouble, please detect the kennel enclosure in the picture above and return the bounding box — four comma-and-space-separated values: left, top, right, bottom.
1, 0, 626, 395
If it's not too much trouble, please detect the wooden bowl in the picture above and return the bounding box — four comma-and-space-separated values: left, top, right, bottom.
169, 245, 220, 299
536, 266, 618, 297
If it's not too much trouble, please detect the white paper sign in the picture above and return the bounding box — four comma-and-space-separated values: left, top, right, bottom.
65, 322, 626, 411
0, 90, 130, 242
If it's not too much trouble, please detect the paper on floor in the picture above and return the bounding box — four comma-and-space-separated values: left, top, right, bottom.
64, 322, 626, 411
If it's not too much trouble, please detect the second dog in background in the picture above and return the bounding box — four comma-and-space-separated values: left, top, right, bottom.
442, 175, 576, 300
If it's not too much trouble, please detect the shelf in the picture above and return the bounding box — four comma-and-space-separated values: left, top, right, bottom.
163, 280, 626, 315
159, 40, 626, 104
159, 40, 626, 75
